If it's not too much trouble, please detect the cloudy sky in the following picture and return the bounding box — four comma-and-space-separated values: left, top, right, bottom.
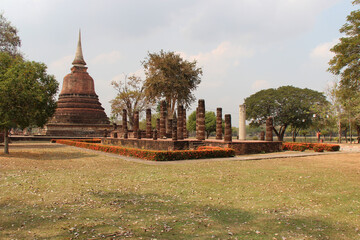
1, 0, 356, 126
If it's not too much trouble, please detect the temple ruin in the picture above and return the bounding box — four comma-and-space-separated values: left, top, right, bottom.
103, 99, 282, 155
45, 31, 111, 136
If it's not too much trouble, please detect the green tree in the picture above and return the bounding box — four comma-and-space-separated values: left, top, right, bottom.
245, 86, 327, 141
0, 13, 21, 56
0, 52, 59, 153
187, 111, 217, 138
328, 0, 360, 141
110, 74, 153, 129
142, 50, 202, 117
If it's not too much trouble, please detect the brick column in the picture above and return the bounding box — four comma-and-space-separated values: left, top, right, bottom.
224, 114, 232, 142
172, 113, 177, 141
168, 118, 173, 140
266, 117, 273, 141
166, 118, 172, 138
197, 99, 205, 141
146, 108, 152, 138
196, 107, 199, 139
133, 111, 139, 138
153, 129, 158, 140
160, 101, 166, 138
260, 131, 265, 140
156, 118, 160, 139
177, 105, 184, 140
216, 108, 222, 140
122, 109, 128, 139
183, 109, 188, 138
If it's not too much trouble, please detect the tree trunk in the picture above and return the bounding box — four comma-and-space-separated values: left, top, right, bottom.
349, 118, 352, 144
292, 130, 296, 142
344, 129, 348, 143
357, 124, 360, 144
4, 128, 9, 154
273, 125, 287, 142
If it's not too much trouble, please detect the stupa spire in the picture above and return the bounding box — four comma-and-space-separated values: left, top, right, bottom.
72, 30, 87, 67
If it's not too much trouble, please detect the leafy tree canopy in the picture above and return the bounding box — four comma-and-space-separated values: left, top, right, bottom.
0, 13, 21, 56
110, 74, 153, 129
328, 0, 360, 141
187, 111, 217, 138
142, 50, 202, 117
328, 1, 360, 89
0, 52, 59, 153
245, 86, 328, 141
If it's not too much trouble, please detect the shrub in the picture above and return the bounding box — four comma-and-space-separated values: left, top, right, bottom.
282, 142, 340, 152
54, 139, 235, 161
313, 145, 325, 152
51, 138, 101, 144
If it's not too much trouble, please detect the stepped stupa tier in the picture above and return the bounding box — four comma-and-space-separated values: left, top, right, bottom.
45, 31, 111, 137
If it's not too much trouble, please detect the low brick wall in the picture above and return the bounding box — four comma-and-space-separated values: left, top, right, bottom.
102, 138, 282, 155
204, 140, 282, 155
102, 138, 192, 151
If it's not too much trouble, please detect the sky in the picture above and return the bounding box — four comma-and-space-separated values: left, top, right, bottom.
1, 0, 356, 127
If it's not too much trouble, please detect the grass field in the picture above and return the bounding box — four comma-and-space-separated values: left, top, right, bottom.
1, 143, 360, 239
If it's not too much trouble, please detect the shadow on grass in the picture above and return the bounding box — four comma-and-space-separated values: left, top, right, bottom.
0, 191, 358, 239
0, 150, 98, 161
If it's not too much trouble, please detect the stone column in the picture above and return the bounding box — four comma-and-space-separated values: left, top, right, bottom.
172, 113, 177, 141
133, 111, 139, 138
146, 108, 152, 138
216, 108, 222, 140
197, 99, 205, 141
266, 117, 273, 141
160, 101, 166, 138
168, 118, 173, 139
153, 129, 158, 140
238, 104, 246, 140
166, 118, 172, 138
196, 107, 199, 139
122, 109, 128, 139
156, 118, 160, 139
260, 131, 265, 141
183, 109, 188, 138
224, 114, 232, 142
177, 105, 184, 140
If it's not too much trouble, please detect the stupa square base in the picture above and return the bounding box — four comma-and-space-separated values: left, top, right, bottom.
45, 123, 111, 137
102, 138, 282, 155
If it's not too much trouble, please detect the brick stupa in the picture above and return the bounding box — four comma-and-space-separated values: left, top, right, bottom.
45, 31, 111, 137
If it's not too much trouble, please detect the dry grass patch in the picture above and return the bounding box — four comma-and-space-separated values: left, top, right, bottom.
1, 143, 360, 239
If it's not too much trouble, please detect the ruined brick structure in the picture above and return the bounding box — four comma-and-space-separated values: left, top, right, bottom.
266, 117, 273, 141
45, 31, 111, 136
216, 108, 222, 140
105, 99, 281, 155
197, 99, 205, 140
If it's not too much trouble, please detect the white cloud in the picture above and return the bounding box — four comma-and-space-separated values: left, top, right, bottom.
48, 55, 73, 82
180, 41, 254, 79
252, 80, 271, 91
91, 51, 123, 65
310, 39, 338, 62
181, 0, 341, 44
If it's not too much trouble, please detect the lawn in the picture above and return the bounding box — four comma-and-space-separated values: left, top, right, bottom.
1, 143, 360, 239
